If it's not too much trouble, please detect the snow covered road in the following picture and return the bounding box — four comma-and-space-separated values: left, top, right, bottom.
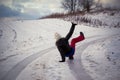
2, 35, 110, 80
67, 35, 115, 80
67, 38, 99, 80
0, 18, 119, 80
1, 47, 55, 80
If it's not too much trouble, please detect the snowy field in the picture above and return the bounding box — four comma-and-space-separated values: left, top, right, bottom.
82, 35, 120, 80
0, 17, 120, 80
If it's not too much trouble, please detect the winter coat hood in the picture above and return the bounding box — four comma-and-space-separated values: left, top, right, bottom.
54, 32, 61, 41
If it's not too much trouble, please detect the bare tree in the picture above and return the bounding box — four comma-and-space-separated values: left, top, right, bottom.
61, 0, 77, 13
83, 0, 94, 12
76, 0, 84, 11
95, 0, 103, 9
62, 0, 94, 12
77, 0, 94, 12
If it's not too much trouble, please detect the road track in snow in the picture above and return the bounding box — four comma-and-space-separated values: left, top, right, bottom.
1, 47, 55, 80
1, 35, 114, 80
67, 34, 118, 80
67, 39, 99, 80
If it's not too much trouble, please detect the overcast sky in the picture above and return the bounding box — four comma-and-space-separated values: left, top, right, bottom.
0, 0, 119, 19
0, 0, 63, 19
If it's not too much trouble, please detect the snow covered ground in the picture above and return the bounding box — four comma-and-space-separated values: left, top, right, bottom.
82, 35, 120, 80
0, 16, 120, 80
64, 10, 120, 28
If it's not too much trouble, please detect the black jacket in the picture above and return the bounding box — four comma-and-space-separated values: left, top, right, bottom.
56, 24, 75, 61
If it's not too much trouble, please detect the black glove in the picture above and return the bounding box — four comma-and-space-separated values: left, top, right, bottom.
71, 22, 77, 26
59, 60, 65, 62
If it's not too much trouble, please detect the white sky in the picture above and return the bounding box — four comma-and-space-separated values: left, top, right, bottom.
0, 0, 64, 18
0, 0, 119, 19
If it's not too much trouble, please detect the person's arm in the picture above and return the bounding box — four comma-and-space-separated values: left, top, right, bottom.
57, 47, 65, 62
65, 23, 77, 40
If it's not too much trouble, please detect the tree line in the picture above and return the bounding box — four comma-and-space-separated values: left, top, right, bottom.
61, 0, 101, 13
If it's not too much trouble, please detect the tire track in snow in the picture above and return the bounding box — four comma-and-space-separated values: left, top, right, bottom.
67, 37, 102, 80
1, 35, 117, 80
0, 22, 17, 42
68, 40, 99, 80
0, 29, 3, 38
1, 46, 55, 80
67, 35, 117, 80
8, 24, 17, 42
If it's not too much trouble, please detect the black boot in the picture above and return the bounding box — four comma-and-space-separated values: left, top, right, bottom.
69, 56, 74, 60
80, 32, 85, 39
80, 32, 84, 35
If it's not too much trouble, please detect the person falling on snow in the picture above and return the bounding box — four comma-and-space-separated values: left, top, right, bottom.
55, 22, 85, 62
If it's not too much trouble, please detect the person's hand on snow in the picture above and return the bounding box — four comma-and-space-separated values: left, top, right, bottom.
59, 60, 65, 62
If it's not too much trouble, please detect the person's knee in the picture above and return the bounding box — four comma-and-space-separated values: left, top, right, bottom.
71, 38, 76, 44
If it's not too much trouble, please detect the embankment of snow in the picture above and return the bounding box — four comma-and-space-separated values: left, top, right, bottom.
63, 10, 120, 28
82, 35, 120, 80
